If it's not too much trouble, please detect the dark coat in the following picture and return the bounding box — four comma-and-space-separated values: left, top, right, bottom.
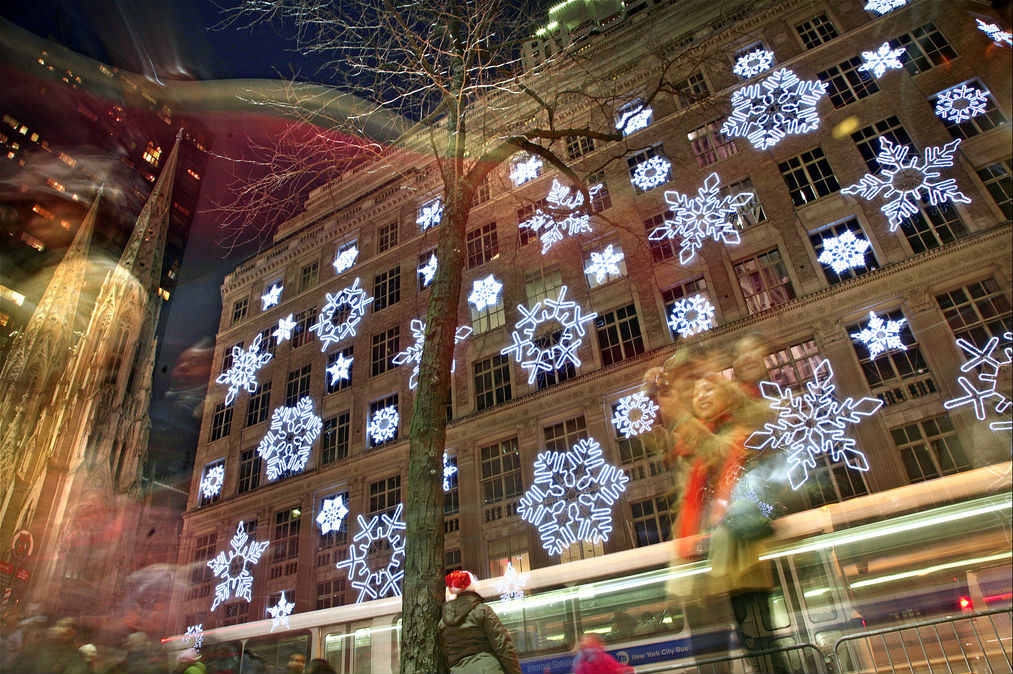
439, 591, 521, 674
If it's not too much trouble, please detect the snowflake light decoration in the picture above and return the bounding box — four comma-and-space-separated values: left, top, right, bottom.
944, 332, 1012, 431
468, 275, 503, 310
443, 452, 457, 492
733, 48, 774, 78
667, 294, 716, 338
261, 283, 283, 310
518, 437, 629, 556
864, 0, 907, 14
317, 495, 349, 534
367, 405, 399, 445
649, 172, 753, 265
418, 253, 438, 288
216, 333, 273, 406
337, 503, 406, 603
392, 319, 473, 390
721, 68, 828, 150
977, 19, 1013, 48
510, 155, 543, 185
851, 311, 907, 358
616, 104, 653, 135
199, 464, 225, 500
859, 43, 905, 78
274, 314, 296, 342
631, 155, 671, 191
817, 230, 872, 274
417, 198, 443, 231
611, 392, 659, 438
184, 625, 204, 650
267, 591, 294, 632
584, 245, 624, 284
745, 359, 883, 490
935, 84, 990, 124
310, 278, 373, 351
841, 138, 971, 231
327, 353, 353, 386
501, 286, 597, 385
207, 521, 269, 611
333, 245, 359, 274
257, 397, 323, 480
519, 179, 600, 254
497, 561, 530, 602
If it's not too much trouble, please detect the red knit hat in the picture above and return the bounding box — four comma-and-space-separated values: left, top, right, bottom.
445, 570, 476, 593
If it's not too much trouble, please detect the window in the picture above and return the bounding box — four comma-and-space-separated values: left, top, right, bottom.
209, 403, 232, 442
583, 241, 627, 288
299, 261, 319, 292
188, 532, 217, 600
333, 239, 358, 274
285, 364, 312, 406
480, 438, 523, 522
890, 23, 955, 76
850, 310, 936, 406
270, 508, 301, 579
544, 415, 588, 452
488, 534, 530, 578
900, 202, 968, 254
688, 119, 738, 167
734, 249, 796, 314
524, 267, 563, 306
231, 298, 248, 325
627, 146, 669, 193
444, 549, 463, 575
142, 141, 161, 166
795, 13, 838, 49
566, 134, 595, 159
372, 266, 401, 311
614, 403, 664, 482
676, 71, 710, 106
803, 453, 870, 508
936, 278, 1011, 346
326, 347, 353, 394
587, 171, 612, 213
631, 496, 673, 547
418, 248, 437, 290
316, 579, 346, 610
977, 160, 1013, 219
320, 411, 350, 465
851, 116, 915, 173
764, 339, 822, 390
810, 218, 879, 284
616, 99, 653, 135
376, 220, 399, 253
444, 453, 459, 533
291, 306, 317, 349
535, 331, 577, 390
719, 178, 765, 229
317, 492, 349, 567
466, 222, 499, 269
510, 153, 543, 185
662, 279, 710, 339
246, 382, 272, 427
932, 80, 1008, 140
474, 177, 491, 206
222, 602, 249, 626
892, 415, 970, 483
368, 394, 399, 447
370, 327, 399, 376
779, 148, 840, 206
221, 341, 242, 374
596, 304, 645, 366
198, 460, 225, 507
516, 198, 547, 246
369, 475, 401, 515
644, 214, 677, 263
470, 293, 506, 334
257, 328, 278, 357
475, 354, 512, 411
818, 57, 879, 109
237, 448, 262, 494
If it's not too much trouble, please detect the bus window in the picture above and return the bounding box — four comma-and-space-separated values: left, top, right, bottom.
766, 587, 792, 631
241, 632, 310, 673
492, 588, 576, 657
794, 553, 841, 624
201, 640, 243, 674
573, 570, 684, 642
323, 631, 352, 673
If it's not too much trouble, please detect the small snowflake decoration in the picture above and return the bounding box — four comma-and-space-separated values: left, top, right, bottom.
261, 284, 283, 310
649, 172, 753, 265
612, 392, 659, 438
935, 84, 990, 124
216, 333, 273, 406
207, 521, 269, 611
616, 104, 653, 135
721, 68, 828, 151
519, 179, 600, 254
631, 155, 671, 191
392, 319, 473, 390
274, 314, 296, 342
257, 397, 323, 480
333, 245, 359, 274
337, 503, 406, 603
859, 43, 905, 78
267, 591, 294, 632
497, 561, 530, 602
667, 294, 716, 338
501, 286, 597, 385
417, 198, 443, 231
842, 138, 971, 231
311, 278, 373, 352
469, 275, 503, 311
443, 452, 457, 492
200, 464, 225, 500
584, 245, 624, 284
817, 230, 872, 274
977, 19, 1013, 48
511, 155, 543, 186
851, 311, 907, 358
327, 353, 353, 386
733, 49, 774, 78
184, 625, 204, 650
317, 495, 349, 535
864, 0, 907, 14
418, 253, 438, 288
745, 359, 883, 490
518, 437, 629, 556
944, 332, 1012, 432
367, 405, 399, 445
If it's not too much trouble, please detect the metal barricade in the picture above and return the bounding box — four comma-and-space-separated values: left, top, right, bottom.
833, 607, 1013, 674
635, 642, 828, 674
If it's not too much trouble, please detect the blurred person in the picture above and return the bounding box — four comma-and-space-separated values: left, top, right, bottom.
122, 631, 163, 674
173, 648, 206, 674
204, 641, 241, 674
439, 570, 521, 674
285, 652, 306, 673
77, 644, 97, 673
34, 617, 88, 673
305, 658, 337, 674
571, 634, 633, 674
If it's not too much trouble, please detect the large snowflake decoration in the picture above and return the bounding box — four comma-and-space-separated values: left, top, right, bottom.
667, 294, 716, 338
184, 625, 204, 650
392, 319, 473, 390
267, 592, 294, 632
631, 156, 671, 191
257, 397, 323, 480
616, 104, 653, 135
721, 68, 828, 151
733, 48, 774, 78
501, 286, 597, 384
337, 503, 406, 603
519, 179, 600, 254
864, 0, 907, 14
851, 311, 907, 358
648, 172, 753, 265
310, 278, 373, 351
584, 245, 624, 283
469, 275, 503, 310
510, 155, 543, 185
443, 452, 457, 492
200, 464, 225, 500
841, 137, 971, 231
333, 245, 359, 274
745, 359, 883, 490
207, 521, 269, 611
611, 392, 659, 438
518, 437, 629, 556
497, 561, 530, 602
261, 283, 283, 310
367, 405, 399, 445
317, 495, 349, 534
327, 353, 353, 386
274, 314, 296, 342
216, 333, 273, 406
944, 332, 1012, 432
935, 84, 990, 124
417, 198, 443, 231
817, 230, 872, 274
418, 253, 438, 288
859, 43, 905, 78
977, 19, 1013, 48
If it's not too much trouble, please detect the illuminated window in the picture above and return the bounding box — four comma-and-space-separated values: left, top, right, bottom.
487, 534, 529, 578
20, 232, 45, 252
157, 288, 171, 301
187, 168, 201, 180
0, 285, 25, 306
32, 204, 54, 219
779, 148, 840, 206
480, 438, 523, 522
46, 178, 66, 192
734, 249, 796, 314
142, 142, 162, 166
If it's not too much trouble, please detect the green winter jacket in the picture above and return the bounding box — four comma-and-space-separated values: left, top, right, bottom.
439, 591, 521, 674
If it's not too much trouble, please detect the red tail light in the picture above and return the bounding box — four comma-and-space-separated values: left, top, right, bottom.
959, 596, 973, 612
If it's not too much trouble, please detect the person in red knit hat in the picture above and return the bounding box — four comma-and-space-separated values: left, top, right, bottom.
438, 570, 521, 674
